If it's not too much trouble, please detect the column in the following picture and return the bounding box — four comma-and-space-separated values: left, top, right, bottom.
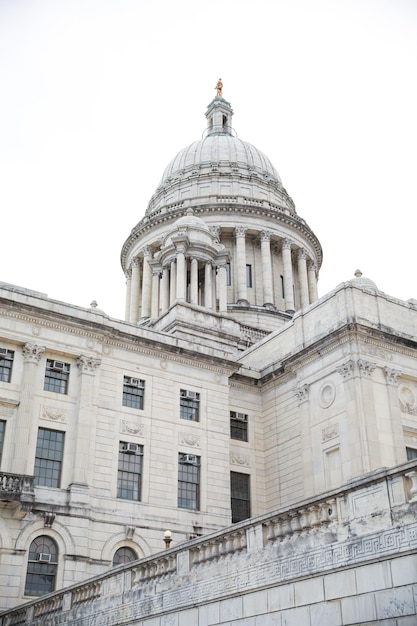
260, 230, 274, 307
190, 258, 199, 305
234, 227, 248, 304
124, 269, 132, 322
282, 238, 295, 313
70, 355, 101, 500
204, 262, 213, 309
151, 268, 161, 318
217, 264, 228, 313
129, 258, 141, 324
170, 260, 176, 305
176, 246, 186, 301
13, 343, 45, 475
307, 261, 319, 303
297, 249, 309, 309
160, 266, 170, 313
141, 247, 152, 319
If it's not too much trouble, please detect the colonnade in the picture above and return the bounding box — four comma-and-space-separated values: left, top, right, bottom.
125, 230, 319, 324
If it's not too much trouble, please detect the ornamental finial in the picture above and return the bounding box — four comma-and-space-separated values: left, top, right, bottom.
215, 78, 223, 97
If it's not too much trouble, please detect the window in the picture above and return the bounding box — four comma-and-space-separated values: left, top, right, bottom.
0, 348, 14, 383
112, 546, 137, 566
246, 264, 252, 288
24, 536, 58, 596
44, 359, 70, 394
226, 262, 231, 286
117, 442, 143, 500
230, 411, 248, 442
280, 274, 285, 298
123, 376, 145, 410
178, 453, 200, 510
231, 472, 250, 523
180, 390, 200, 422
406, 447, 417, 461
34, 428, 65, 488
0, 420, 5, 466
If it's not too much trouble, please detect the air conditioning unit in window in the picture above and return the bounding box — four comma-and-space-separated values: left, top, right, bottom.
235, 413, 248, 421
126, 377, 142, 388
181, 390, 199, 399
0, 348, 8, 356
125, 443, 140, 454
52, 360, 65, 371
183, 454, 198, 465
36, 553, 52, 562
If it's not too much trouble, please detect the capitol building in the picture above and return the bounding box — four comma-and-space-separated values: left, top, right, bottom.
0, 86, 416, 625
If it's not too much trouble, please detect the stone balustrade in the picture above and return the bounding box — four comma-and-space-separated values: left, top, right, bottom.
0, 473, 34, 502
1, 461, 416, 626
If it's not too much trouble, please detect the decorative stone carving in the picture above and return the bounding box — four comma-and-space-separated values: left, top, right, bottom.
399, 384, 417, 414
294, 384, 309, 403
234, 226, 247, 238
22, 343, 45, 363
230, 452, 249, 466
125, 525, 135, 540
76, 355, 101, 375
43, 512, 55, 528
319, 383, 336, 408
41, 406, 66, 423
337, 360, 354, 379
121, 420, 144, 437
384, 367, 401, 386
321, 424, 339, 442
179, 433, 200, 447
357, 359, 376, 377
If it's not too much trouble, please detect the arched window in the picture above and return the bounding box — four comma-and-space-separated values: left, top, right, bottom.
112, 546, 137, 566
24, 535, 58, 596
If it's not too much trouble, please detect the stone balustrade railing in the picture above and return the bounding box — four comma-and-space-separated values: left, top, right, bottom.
1, 461, 416, 625
0, 473, 34, 501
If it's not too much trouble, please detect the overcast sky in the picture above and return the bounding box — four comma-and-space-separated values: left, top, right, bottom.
1, 0, 416, 321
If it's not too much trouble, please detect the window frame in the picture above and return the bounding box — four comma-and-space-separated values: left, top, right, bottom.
178, 453, 200, 510
122, 376, 145, 410
117, 441, 143, 501
34, 427, 65, 488
180, 389, 200, 422
0, 348, 14, 383
24, 535, 58, 596
246, 264, 253, 288
112, 546, 138, 566
44, 359, 70, 395
230, 411, 248, 442
231, 471, 251, 523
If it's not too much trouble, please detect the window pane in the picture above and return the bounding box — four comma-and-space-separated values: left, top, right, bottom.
178, 454, 200, 510
0, 420, 5, 466
112, 547, 137, 566
180, 390, 200, 421
34, 428, 65, 488
230, 412, 248, 442
406, 447, 417, 461
117, 442, 143, 500
246, 264, 252, 288
44, 359, 70, 394
122, 377, 145, 410
0, 349, 14, 383
24, 536, 58, 596
231, 472, 250, 523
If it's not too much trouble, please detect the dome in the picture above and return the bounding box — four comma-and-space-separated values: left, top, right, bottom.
159, 134, 281, 188
174, 209, 210, 231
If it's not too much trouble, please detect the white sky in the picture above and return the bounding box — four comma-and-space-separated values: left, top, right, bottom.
1, 0, 416, 321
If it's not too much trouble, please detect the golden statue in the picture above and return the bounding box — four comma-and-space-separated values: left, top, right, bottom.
215, 78, 223, 97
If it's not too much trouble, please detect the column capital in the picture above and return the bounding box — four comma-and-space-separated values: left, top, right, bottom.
209, 225, 221, 239
22, 343, 45, 364
76, 355, 101, 375
307, 260, 318, 272
384, 367, 402, 386
260, 230, 271, 243
234, 226, 247, 239
282, 238, 293, 250
358, 359, 376, 377
140, 245, 152, 258
297, 248, 307, 260
131, 257, 141, 269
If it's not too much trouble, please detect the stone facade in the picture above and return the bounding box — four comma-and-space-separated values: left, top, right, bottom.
0, 93, 416, 618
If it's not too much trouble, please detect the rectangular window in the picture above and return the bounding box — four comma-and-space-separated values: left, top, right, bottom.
0, 348, 14, 383
406, 447, 417, 461
0, 420, 5, 466
44, 359, 70, 394
34, 428, 65, 488
231, 471, 250, 523
123, 376, 145, 410
280, 275, 285, 298
180, 389, 200, 422
178, 453, 200, 510
246, 264, 252, 288
230, 411, 248, 442
117, 442, 143, 500
226, 262, 231, 286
